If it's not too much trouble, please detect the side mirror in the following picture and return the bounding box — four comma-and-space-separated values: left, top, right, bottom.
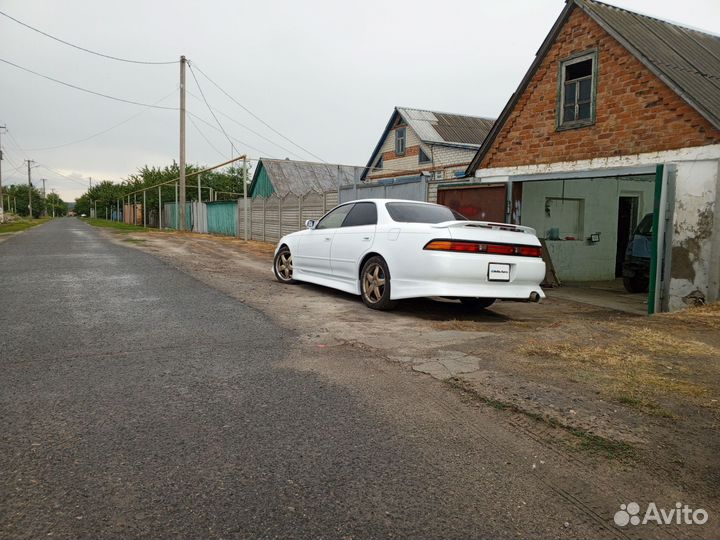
305, 219, 317, 229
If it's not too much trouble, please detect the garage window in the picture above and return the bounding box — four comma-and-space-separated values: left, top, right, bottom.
558, 50, 597, 129
544, 198, 584, 240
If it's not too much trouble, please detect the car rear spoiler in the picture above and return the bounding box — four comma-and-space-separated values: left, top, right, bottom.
431, 220, 537, 236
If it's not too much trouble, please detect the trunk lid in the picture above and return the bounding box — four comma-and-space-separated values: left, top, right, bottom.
431, 220, 540, 246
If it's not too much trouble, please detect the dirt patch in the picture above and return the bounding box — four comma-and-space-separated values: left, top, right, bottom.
105, 227, 720, 506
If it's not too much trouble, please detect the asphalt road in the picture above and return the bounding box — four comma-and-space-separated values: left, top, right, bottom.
0, 219, 620, 539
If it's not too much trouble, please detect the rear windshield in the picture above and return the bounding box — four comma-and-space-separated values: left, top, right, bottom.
386, 202, 467, 224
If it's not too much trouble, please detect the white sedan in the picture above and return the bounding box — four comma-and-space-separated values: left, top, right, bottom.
273, 199, 546, 310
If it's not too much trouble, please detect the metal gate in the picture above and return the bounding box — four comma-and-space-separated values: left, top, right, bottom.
437, 183, 507, 222
339, 176, 427, 204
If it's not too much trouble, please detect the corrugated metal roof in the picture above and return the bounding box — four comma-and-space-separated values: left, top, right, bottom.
253, 159, 364, 197
396, 107, 495, 148
577, 0, 720, 129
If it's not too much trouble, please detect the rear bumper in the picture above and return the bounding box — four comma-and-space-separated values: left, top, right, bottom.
390, 252, 546, 301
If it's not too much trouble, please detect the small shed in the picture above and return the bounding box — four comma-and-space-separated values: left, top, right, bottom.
249, 158, 364, 198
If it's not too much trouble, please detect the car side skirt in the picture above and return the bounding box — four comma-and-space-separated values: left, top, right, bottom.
292, 269, 361, 296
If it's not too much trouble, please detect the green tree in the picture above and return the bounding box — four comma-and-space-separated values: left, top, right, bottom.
46, 192, 68, 217
4, 184, 45, 218
74, 161, 246, 221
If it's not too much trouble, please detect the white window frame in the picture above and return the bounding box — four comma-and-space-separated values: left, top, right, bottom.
395, 127, 406, 155
557, 50, 597, 130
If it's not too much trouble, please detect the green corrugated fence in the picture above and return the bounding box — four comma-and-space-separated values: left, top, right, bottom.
163, 202, 193, 230
207, 201, 237, 236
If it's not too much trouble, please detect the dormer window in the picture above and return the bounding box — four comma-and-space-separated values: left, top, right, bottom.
558, 50, 597, 129
395, 127, 406, 155
419, 148, 431, 164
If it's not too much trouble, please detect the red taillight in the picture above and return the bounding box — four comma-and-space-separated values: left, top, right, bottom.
486, 244, 515, 255
517, 246, 542, 257
424, 240, 543, 257
425, 240, 481, 253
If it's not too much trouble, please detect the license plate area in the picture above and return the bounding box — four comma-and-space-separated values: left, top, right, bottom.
487, 263, 510, 282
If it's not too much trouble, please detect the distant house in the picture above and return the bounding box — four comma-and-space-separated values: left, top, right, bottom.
458, 0, 720, 312
249, 158, 364, 198
362, 107, 494, 186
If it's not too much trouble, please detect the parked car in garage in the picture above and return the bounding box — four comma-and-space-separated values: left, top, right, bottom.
622, 212, 653, 293
273, 199, 546, 310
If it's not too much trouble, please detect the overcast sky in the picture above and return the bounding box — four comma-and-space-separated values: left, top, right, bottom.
1, 0, 719, 201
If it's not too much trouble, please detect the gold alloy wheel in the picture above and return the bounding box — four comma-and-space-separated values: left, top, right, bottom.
276, 251, 293, 281
362, 262, 386, 303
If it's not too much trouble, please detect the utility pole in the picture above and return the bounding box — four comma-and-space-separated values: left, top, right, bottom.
41, 178, 46, 217
25, 159, 34, 217
179, 55, 187, 231
0, 125, 6, 222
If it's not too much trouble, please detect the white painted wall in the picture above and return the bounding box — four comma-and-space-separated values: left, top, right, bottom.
521, 176, 655, 281
667, 159, 720, 310
474, 144, 720, 311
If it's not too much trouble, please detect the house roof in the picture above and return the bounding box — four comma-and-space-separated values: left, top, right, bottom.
397, 107, 495, 148
250, 158, 364, 197
363, 107, 495, 180
466, 0, 720, 175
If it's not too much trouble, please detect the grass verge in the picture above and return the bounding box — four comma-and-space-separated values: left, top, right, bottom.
84, 218, 155, 233
0, 217, 51, 234
445, 377, 635, 459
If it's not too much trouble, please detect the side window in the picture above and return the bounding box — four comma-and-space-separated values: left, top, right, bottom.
342, 202, 377, 227
558, 51, 597, 129
395, 127, 406, 155
316, 204, 354, 230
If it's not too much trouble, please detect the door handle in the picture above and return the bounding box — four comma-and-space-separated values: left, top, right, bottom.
362, 236, 371, 241
324, 237, 331, 242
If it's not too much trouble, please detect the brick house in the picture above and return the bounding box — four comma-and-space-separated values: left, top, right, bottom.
458, 0, 720, 313
360, 108, 494, 216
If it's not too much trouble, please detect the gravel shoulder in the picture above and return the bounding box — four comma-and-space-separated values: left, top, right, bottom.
110, 227, 720, 521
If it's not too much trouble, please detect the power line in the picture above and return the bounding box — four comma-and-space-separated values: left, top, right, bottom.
186, 88, 308, 161
188, 115, 228, 161
21, 89, 178, 151
187, 111, 278, 160
0, 9, 177, 65
36, 164, 96, 188
187, 62, 238, 156
0, 57, 179, 110
190, 62, 326, 163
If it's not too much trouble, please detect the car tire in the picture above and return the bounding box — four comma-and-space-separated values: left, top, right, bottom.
460, 297, 496, 309
360, 256, 396, 310
273, 246, 296, 284
623, 276, 648, 293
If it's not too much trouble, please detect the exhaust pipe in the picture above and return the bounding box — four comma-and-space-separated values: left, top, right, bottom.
529, 292, 541, 303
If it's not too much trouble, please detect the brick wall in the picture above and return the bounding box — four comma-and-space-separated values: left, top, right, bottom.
480, 6, 720, 169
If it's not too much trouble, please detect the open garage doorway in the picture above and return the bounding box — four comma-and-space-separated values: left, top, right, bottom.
513, 173, 657, 315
